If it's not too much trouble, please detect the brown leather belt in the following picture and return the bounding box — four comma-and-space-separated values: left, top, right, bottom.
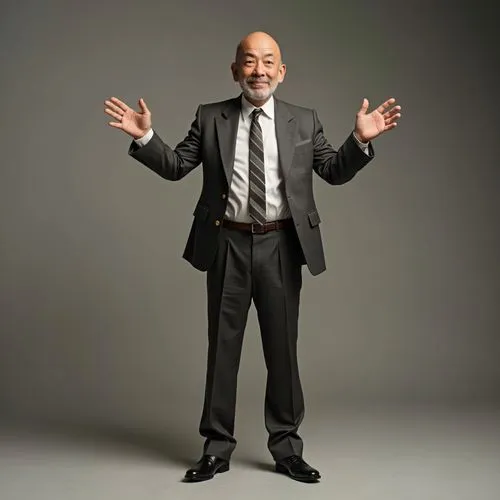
222, 218, 294, 234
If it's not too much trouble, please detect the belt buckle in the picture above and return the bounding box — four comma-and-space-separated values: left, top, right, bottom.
251, 222, 265, 234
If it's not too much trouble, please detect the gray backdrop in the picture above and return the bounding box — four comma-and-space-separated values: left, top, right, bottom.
1, 0, 499, 439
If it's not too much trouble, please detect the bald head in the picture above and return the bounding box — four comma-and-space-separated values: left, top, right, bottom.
231, 31, 286, 106
235, 31, 283, 64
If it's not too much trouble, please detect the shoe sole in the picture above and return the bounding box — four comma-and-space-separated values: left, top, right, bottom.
275, 463, 320, 483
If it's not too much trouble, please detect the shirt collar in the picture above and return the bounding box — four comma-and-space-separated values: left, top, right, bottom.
241, 94, 275, 121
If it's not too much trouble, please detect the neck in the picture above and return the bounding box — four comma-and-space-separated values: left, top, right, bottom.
243, 94, 272, 108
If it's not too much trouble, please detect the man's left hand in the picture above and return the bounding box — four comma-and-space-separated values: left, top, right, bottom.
354, 97, 401, 143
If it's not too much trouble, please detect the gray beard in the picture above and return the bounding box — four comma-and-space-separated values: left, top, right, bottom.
239, 78, 278, 102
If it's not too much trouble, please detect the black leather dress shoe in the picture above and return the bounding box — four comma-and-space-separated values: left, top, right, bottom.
184, 455, 230, 482
275, 455, 321, 482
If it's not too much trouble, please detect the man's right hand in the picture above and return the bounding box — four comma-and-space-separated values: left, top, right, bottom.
104, 96, 152, 140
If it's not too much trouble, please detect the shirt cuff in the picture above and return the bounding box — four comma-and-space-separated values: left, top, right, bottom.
134, 128, 154, 147
352, 131, 370, 154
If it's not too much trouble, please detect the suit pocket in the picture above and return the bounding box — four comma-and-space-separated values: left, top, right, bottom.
293, 141, 313, 164
193, 203, 209, 221
295, 138, 312, 147
307, 210, 321, 228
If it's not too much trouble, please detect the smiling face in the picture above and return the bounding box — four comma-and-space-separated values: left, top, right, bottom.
231, 32, 286, 106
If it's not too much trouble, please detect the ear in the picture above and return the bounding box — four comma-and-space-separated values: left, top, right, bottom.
278, 63, 286, 83
231, 62, 239, 82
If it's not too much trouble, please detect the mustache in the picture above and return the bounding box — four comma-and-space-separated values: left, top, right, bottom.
245, 77, 270, 83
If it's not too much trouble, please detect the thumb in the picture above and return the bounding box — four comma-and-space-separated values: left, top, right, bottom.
358, 97, 369, 115
138, 97, 150, 114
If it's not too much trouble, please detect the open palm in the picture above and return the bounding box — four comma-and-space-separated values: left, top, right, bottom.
104, 96, 152, 140
355, 98, 401, 143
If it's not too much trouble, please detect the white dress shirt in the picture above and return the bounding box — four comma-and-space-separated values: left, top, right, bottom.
225, 95, 286, 222
134, 95, 370, 222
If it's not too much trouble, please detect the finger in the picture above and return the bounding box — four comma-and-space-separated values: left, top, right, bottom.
108, 121, 123, 129
138, 97, 150, 113
105, 108, 123, 121
384, 122, 398, 131
383, 105, 401, 118
385, 112, 401, 125
105, 100, 125, 115
358, 97, 369, 115
376, 97, 396, 114
109, 96, 129, 112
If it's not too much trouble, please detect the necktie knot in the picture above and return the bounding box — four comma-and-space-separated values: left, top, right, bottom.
251, 108, 263, 121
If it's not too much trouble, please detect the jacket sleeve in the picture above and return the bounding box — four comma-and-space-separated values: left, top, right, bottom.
127, 105, 203, 181
312, 109, 374, 185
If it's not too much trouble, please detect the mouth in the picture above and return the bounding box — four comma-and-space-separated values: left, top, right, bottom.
248, 81, 269, 88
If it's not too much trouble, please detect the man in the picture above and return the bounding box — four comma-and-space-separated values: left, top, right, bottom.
104, 31, 401, 483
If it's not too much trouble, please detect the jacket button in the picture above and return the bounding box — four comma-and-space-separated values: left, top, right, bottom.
215, 220, 221, 226
221, 194, 227, 199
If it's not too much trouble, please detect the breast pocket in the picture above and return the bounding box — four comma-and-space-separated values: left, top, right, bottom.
295, 138, 312, 147
293, 140, 313, 164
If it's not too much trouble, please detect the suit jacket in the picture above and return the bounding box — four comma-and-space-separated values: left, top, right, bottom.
128, 95, 374, 276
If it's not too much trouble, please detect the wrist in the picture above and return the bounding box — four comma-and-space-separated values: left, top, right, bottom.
133, 128, 151, 140
353, 130, 369, 145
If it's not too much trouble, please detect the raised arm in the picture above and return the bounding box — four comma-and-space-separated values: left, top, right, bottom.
104, 96, 202, 181
313, 97, 401, 185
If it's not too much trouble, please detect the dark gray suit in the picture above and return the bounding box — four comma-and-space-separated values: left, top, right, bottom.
128, 95, 374, 460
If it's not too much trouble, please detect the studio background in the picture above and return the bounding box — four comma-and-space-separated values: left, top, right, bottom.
1, 0, 498, 454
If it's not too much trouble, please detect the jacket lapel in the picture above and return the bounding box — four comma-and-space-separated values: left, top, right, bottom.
215, 96, 297, 185
274, 98, 297, 180
215, 97, 241, 185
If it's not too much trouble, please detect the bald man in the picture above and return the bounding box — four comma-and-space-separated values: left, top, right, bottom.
104, 31, 401, 483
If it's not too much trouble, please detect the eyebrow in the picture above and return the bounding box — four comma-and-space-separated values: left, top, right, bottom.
242, 51, 275, 59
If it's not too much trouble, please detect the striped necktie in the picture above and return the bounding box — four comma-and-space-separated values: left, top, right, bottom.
248, 108, 266, 224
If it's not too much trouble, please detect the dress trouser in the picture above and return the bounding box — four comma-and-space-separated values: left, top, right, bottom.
199, 224, 305, 461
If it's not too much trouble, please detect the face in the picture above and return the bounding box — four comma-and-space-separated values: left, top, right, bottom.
231, 33, 286, 105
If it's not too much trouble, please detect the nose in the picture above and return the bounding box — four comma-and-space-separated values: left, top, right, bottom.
252, 61, 265, 76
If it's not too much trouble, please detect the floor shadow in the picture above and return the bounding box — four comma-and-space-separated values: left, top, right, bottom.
233, 456, 275, 473
8, 418, 200, 467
